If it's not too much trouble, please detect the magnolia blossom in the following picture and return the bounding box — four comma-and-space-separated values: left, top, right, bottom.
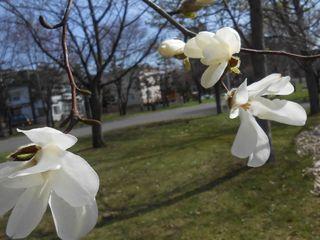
0, 127, 99, 239
228, 74, 307, 167
184, 27, 241, 88
158, 39, 185, 58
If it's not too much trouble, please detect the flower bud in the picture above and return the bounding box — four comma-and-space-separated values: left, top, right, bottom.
178, 0, 214, 17
196, 0, 214, 6
158, 39, 185, 58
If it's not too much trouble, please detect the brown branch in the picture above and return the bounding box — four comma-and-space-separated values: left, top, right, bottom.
39, 0, 100, 133
39, 0, 74, 29
142, 0, 196, 37
241, 48, 320, 60
141, 0, 320, 61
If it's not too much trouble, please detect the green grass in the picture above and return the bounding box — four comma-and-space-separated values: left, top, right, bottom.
1, 113, 320, 240
283, 83, 309, 103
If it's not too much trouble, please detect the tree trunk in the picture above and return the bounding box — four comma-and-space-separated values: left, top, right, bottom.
118, 101, 127, 116
214, 84, 222, 114
89, 84, 105, 148
197, 84, 202, 104
249, 0, 275, 163
291, 0, 319, 114
303, 63, 319, 115
190, 60, 203, 104
45, 88, 54, 127
28, 85, 37, 124
84, 96, 92, 118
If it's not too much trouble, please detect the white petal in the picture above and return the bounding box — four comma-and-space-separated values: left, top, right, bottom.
17, 127, 77, 150
52, 150, 99, 207
195, 31, 215, 48
0, 161, 25, 181
6, 184, 51, 239
250, 97, 307, 126
0, 184, 24, 217
265, 76, 294, 95
229, 107, 239, 119
247, 73, 281, 96
231, 110, 258, 158
235, 79, 249, 105
49, 192, 98, 240
275, 81, 294, 95
9, 145, 63, 178
62, 151, 99, 197
3, 174, 44, 189
247, 122, 270, 167
52, 169, 93, 207
247, 74, 294, 97
216, 27, 241, 54
201, 61, 228, 88
184, 37, 203, 58
202, 40, 230, 64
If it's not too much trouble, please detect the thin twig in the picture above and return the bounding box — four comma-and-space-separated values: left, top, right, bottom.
39, 0, 74, 29
39, 0, 100, 133
142, 0, 196, 37
142, 0, 320, 60
241, 48, 320, 60
221, 79, 229, 92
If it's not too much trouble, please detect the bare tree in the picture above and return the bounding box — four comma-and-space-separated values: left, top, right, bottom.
265, 0, 320, 114
0, 0, 164, 147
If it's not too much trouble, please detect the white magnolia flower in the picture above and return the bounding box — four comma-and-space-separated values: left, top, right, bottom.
0, 127, 99, 239
228, 74, 307, 167
158, 39, 185, 58
184, 27, 241, 88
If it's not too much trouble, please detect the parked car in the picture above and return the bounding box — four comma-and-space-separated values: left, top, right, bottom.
11, 114, 32, 127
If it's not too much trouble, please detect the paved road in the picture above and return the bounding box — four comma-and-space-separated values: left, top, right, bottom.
0, 103, 221, 153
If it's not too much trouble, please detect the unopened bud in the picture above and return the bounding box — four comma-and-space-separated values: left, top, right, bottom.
178, 0, 214, 17
158, 39, 185, 58
229, 56, 241, 75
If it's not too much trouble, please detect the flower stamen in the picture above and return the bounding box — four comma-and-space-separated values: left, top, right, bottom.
240, 103, 251, 111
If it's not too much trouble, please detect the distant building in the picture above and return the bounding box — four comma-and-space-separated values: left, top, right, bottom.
102, 66, 172, 111
7, 84, 86, 124
51, 91, 86, 122
139, 69, 162, 105
7, 86, 44, 125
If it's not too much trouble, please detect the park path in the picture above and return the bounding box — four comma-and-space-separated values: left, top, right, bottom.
0, 103, 219, 153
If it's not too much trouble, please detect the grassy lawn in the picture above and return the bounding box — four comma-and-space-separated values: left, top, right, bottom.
1, 112, 320, 239
283, 83, 309, 103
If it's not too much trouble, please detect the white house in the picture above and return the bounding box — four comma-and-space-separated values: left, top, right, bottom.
139, 70, 162, 105
51, 91, 86, 122
103, 68, 165, 110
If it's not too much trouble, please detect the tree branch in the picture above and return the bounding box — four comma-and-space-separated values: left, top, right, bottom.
141, 0, 320, 60
39, 0, 100, 132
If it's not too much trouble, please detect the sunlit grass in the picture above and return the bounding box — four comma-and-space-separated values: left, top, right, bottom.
1, 113, 319, 239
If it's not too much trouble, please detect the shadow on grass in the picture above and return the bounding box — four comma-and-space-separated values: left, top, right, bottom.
99, 165, 250, 227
